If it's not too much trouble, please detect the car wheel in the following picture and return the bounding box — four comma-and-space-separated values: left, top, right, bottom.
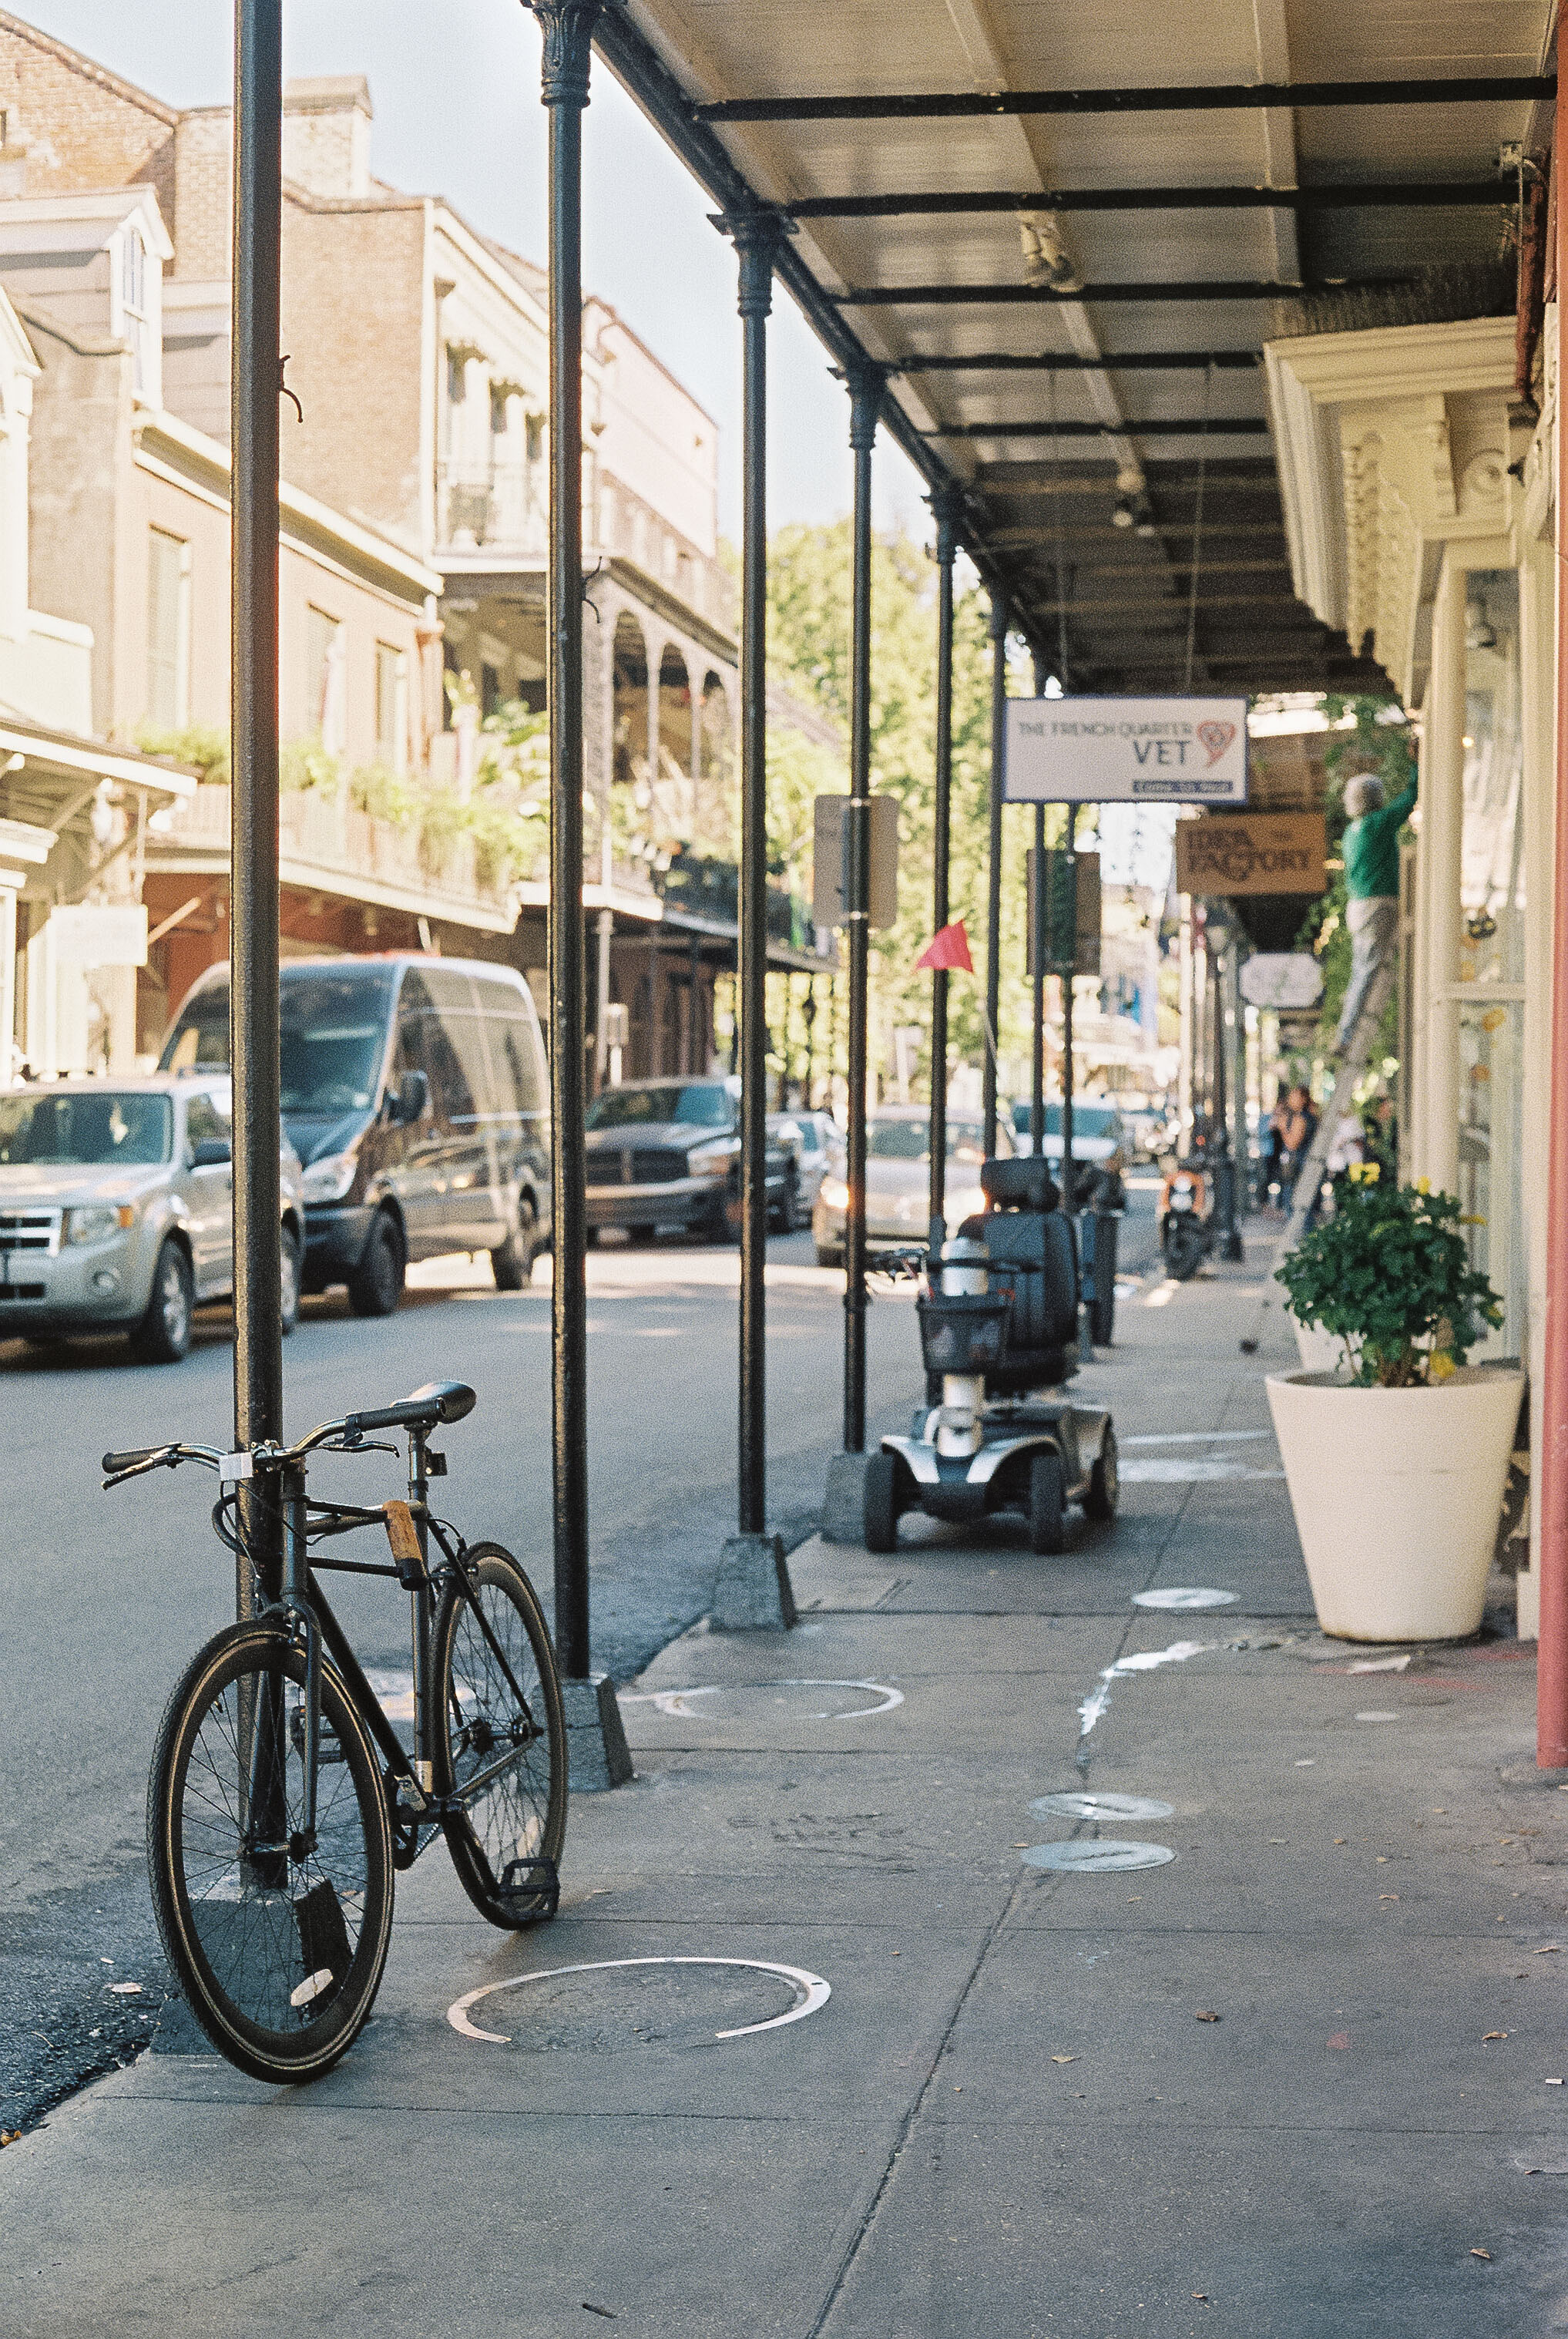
1084, 1427, 1118, 1521
347, 1211, 405, 1318
279, 1224, 301, 1336
863, 1452, 902, 1554
1027, 1450, 1066, 1556
132, 1239, 193, 1365
491, 1195, 539, 1291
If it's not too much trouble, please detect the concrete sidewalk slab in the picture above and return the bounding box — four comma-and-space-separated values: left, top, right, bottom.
4, 1229, 1560, 2337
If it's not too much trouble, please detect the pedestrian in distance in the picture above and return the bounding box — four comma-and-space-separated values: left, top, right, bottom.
1335, 768, 1417, 1052
1281, 1084, 1321, 1224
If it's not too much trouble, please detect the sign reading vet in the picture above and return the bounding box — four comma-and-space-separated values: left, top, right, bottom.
1003, 696, 1249, 804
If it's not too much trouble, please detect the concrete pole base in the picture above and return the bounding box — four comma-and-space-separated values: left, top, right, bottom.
713, 1531, 797, 1631
561, 1672, 633, 1793
821, 1449, 868, 1545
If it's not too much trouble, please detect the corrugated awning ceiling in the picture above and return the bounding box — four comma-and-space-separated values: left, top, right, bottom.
603, 0, 1552, 698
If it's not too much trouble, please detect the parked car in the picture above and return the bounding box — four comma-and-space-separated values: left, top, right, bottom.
0, 1075, 304, 1363
160, 956, 551, 1313
585, 1076, 791, 1243
1012, 1100, 1127, 1171
812, 1105, 1015, 1268
767, 1109, 841, 1229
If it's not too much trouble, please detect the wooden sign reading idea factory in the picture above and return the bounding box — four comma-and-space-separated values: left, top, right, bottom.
1175, 811, 1326, 899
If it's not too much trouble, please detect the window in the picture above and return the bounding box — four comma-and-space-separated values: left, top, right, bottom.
375, 642, 405, 771
489, 385, 509, 438
146, 529, 190, 731
117, 223, 153, 398
525, 414, 544, 463
306, 605, 345, 756
446, 348, 467, 405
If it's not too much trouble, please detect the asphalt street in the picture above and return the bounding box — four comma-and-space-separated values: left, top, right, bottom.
0, 1188, 1160, 2134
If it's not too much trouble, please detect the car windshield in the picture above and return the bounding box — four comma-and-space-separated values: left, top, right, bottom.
0, 1091, 172, 1166
1013, 1103, 1120, 1140
587, 1083, 732, 1131
867, 1117, 989, 1164
160, 970, 396, 1116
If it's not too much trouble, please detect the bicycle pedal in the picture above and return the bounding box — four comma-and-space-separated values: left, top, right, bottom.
499, 1855, 559, 1921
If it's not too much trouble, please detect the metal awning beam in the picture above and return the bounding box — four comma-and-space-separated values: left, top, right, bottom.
896, 350, 1260, 371
833, 277, 1407, 305
697, 76, 1553, 125
791, 181, 1508, 220
928, 418, 1271, 437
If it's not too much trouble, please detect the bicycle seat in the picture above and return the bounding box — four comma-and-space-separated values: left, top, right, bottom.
406, 1380, 477, 1424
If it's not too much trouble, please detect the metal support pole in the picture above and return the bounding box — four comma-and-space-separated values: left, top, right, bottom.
1061, 804, 1076, 1211
230, 0, 284, 1615
1028, 652, 1049, 1164
720, 204, 787, 1541
527, 0, 631, 1777
927, 486, 960, 1255
983, 595, 1008, 1159
844, 361, 885, 1456
1211, 935, 1242, 1259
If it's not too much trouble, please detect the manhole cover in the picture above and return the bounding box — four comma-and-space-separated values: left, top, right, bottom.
448, 1955, 831, 2047
1022, 1840, 1177, 1874
1031, 1791, 1174, 1823
1133, 1588, 1239, 1611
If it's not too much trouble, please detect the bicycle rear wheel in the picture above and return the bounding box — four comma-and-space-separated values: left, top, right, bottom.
147, 1622, 395, 2082
431, 1541, 566, 1927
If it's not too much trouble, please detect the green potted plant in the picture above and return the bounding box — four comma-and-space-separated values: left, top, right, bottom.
1267, 1168, 1517, 1640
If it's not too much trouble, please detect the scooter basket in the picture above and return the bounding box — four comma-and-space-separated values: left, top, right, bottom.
917, 1289, 1012, 1373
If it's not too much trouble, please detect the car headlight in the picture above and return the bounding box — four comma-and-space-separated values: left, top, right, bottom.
687, 1140, 737, 1177
301, 1150, 359, 1203
819, 1176, 849, 1212
65, 1204, 135, 1245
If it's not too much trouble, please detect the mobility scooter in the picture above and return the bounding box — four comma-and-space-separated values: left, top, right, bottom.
863, 1157, 1118, 1556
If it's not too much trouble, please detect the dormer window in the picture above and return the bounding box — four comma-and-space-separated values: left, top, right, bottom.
112, 217, 159, 404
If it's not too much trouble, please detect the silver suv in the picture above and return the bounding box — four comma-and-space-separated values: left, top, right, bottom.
0, 1077, 304, 1363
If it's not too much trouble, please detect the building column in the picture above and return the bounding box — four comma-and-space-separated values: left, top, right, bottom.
1419, 557, 1466, 1193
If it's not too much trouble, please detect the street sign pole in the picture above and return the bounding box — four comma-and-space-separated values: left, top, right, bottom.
982, 597, 1008, 1160
841, 361, 885, 1459
927, 487, 960, 1257
230, 0, 284, 1616
1061, 805, 1076, 1212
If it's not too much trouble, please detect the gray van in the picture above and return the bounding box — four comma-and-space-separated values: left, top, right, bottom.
160, 956, 551, 1315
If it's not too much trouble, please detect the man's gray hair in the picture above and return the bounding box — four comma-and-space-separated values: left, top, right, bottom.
1344, 772, 1385, 819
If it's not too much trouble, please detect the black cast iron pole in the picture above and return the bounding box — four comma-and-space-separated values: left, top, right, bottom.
982, 594, 1008, 1160
843, 361, 884, 1456
230, 0, 284, 1613
1061, 804, 1076, 1212
530, 0, 603, 1679
722, 205, 787, 1536
1029, 655, 1049, 1160
927, 486, 960, 1257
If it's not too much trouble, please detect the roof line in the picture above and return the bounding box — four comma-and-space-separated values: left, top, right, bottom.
0, 6, 180, 127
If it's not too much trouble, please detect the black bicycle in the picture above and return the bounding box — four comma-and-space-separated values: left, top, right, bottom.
104, 1380, 566, 2084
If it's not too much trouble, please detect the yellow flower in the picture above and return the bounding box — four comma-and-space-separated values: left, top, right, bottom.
1363, 1161, 1381, 1184
1415, 1176, 1431, 1195
1346, 1162, 1364, 1184
1429, 1350, 1457, 1383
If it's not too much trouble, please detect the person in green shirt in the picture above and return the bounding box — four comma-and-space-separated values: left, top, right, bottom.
1334, 769, 1417, 1050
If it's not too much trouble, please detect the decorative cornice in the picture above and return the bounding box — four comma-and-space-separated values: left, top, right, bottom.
843, 358, 887, 455
928, 479, 966, 566
523, 0, 624, 109
710, 206, 795, 321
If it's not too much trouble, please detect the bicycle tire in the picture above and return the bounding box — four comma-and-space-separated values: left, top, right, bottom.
147, 1622, 395, 2083
431, 1542, 566, 1929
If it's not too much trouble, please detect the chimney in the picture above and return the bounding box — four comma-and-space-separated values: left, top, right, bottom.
282, 77, 371, 200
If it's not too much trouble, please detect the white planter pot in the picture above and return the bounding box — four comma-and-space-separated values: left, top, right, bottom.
1265, 1367, 1523, 1642
1293, 1318, 1348, 1376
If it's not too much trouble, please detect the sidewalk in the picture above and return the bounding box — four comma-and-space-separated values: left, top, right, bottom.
6, 1232, 1563, 2338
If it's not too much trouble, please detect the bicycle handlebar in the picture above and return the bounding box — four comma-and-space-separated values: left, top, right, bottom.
102, 1381, 478, 1490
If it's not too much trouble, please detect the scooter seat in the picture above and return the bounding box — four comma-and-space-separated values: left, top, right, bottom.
980, 1157, 1060, 1213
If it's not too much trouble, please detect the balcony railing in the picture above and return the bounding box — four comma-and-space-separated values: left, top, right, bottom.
158, 782, 519, 922
435, 460, 546, 557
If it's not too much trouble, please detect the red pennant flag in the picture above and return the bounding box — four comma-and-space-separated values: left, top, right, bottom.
915, 919, 974, 974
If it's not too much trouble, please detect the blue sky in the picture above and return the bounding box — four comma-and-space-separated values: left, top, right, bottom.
13, 0, 931, 544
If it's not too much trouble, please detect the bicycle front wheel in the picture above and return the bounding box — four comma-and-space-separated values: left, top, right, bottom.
432, 1542, 566, 1927
147, 1623, 395, 2083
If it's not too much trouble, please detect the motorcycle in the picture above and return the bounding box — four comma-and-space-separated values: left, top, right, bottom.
1158, 1156, 1215, 1281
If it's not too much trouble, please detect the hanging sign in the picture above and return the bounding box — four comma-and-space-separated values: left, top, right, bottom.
1003, 695, 1249, 804
1176, 812, 1325, 898
1239, 953, 1325, 1010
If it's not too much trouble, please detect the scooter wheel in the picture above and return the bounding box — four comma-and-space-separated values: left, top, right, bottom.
863, 1453, 902, 1554
1083, 1427, 1119, 1522
1164, 1223, 1205, 1281
1028, 1451, 1066, 1556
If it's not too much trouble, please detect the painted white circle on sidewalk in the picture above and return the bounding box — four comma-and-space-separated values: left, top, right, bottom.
1133, 1588, 1239, 1611
1355, 1711, 1399, 1722
621, 1679, 904, 1721
448, 1955, 831, 2045
1031, 1791, 1174, 1823
1022, 1840, 1177, 1874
